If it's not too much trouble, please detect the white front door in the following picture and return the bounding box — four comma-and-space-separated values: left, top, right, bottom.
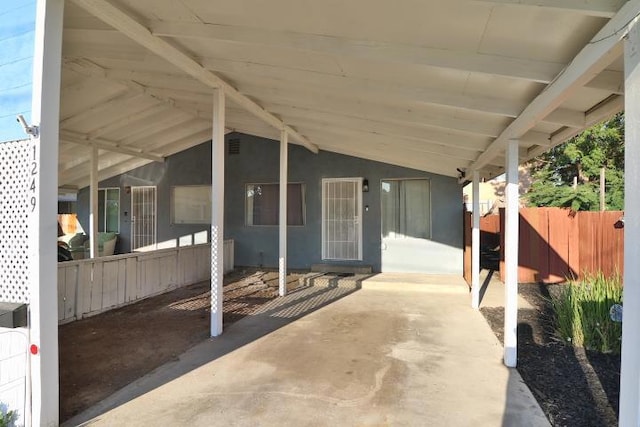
131, 186, 157, 251
381, 179, 432, 272
322, 178, 362, 261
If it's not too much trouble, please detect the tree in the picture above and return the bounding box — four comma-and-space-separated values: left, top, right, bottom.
525, 113, 624, 211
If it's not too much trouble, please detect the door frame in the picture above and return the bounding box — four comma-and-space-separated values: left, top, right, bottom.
321, 177, 363, 261
130, 185, 157, 251
380, 177, 433, 273
380, 177, 432, 240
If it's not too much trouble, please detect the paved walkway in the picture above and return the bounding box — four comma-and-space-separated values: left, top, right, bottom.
66, 274, 548, 427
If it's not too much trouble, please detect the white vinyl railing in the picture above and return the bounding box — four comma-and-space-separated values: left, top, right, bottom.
57, 240, 233, 324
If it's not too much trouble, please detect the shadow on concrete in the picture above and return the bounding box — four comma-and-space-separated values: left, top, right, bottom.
500, 321, 616, 427
502, 366, 550, 427
64, 276, 371, 427
478, 269, 495, 306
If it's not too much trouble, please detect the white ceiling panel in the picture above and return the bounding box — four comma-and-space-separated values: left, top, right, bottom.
57, 0, 636, 187
479, 8, 606, 62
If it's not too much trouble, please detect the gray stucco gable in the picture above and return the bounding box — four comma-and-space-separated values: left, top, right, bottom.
78, 132, 463, 274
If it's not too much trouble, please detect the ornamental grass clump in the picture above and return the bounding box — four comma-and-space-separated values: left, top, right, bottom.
551, 271, 623, 354
0, 408, 16, 427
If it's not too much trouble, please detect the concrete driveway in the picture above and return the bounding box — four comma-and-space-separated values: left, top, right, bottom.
66, 274, 548, 427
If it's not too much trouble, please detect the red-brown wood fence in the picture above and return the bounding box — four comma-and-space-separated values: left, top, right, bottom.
464, 207, 624, 284
58, 213, 79, 235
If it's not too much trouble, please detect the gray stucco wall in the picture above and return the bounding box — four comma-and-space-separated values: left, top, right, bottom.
78, 141, 213, 255
78, 132, 463, 273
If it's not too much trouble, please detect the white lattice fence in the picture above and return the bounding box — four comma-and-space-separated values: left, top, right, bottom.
0, 138, 33, 425
0, 139, 34, 304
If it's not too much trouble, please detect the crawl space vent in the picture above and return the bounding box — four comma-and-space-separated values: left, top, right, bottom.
228, 139, 240, 155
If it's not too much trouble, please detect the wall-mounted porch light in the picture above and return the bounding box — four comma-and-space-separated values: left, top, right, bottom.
362, 179, 369, 192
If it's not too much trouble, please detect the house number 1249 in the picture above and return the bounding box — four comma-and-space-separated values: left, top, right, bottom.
30, 144, 37, 212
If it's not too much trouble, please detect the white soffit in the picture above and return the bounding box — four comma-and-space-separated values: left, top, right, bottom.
59, 0, 637, 187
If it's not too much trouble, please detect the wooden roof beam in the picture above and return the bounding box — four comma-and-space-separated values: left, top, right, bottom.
468, 0, 624, 18
65, 59, 214, 122
151, 21, 564, 83
85, 104, 172, 140
109, 64, 527, 118
61, 127, 235, 188
63, 25, 620, 94
60, 89, 137, 126
71, 0, 318, 154
468, 0, 640, 173
262, 100, 505, 138
62, 157, 152, 188
248, 110, 493, 151
526, 95, 623, 158
91, 65, 587, 128
295, 125, 482, 161
60, 130, 165, 162
312, 142, 466, 178
587, 69, 624, 94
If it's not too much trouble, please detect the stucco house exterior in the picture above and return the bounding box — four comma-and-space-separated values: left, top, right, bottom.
76, 133, 463, 274
4, 0, 640, 425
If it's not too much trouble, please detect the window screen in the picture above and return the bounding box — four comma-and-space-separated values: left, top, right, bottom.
98, 188, 120, 233
321, 178, 362, 260
246, 183, 305, 226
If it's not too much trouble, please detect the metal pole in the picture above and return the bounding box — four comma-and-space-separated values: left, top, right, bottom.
210, 87, 225, 337
504, 139, 519, 368
89, 145, 99, 258
471, 171, 481, 309
279, 130, 288, 297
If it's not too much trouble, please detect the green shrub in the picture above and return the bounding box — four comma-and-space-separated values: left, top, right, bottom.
0, 409, 16, 427
551, 271, 623, 353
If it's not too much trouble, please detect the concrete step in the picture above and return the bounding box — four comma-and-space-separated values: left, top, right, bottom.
310, 264, 373, 274
299, 272, 372, 289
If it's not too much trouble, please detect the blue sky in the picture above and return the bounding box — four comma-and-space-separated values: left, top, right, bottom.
0, 1, 36, 142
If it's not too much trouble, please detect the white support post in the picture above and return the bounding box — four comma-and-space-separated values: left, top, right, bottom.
210, 87, 225, 337
619, 21, 640, 427
471, 171, 481, 309
279, 130, 288, 297
29, 0, 64, 425
89, 145, 99, 258
504, 139, 519, 368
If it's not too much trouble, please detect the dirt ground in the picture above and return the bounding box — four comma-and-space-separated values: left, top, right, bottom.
59, 269, 305, 422
61, 270, 621, 425
481, 282, 621, 427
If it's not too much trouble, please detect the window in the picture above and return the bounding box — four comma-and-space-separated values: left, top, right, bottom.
246, 183, 305, 226
98, 188, 120, 233
172, 186, 212, 224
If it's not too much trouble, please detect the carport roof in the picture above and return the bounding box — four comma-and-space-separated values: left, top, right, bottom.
58, 0, 636, 188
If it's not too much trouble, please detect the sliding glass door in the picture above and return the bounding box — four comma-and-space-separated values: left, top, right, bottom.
381, 179, 432, 272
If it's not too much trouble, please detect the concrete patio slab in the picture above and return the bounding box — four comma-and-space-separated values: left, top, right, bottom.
361, 273, 469, 293
66, 277, 549, 427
